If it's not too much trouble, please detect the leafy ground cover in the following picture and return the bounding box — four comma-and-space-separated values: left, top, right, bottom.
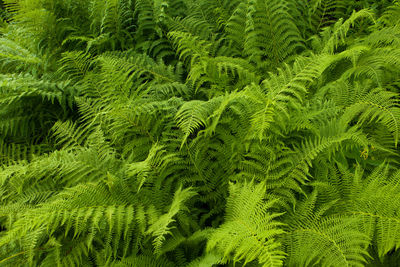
0, 0, 400, 266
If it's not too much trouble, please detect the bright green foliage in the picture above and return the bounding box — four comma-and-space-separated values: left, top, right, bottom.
206, 181, 286, 266
0, 0, 400, 266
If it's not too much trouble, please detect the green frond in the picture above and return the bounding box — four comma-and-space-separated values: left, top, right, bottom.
126, 143, 167, 191
168, 31, 211, 66
176, 91, 248, 146
57, 51, 93, 84
245, 54, 335, 140
185, 252, 222, 267
188, 56, 260, 94
225, 0, 304, 68
98, 0, 133, 40
0, 138, 50, 165
308, 0, 348, 33
322, 9, 375, 54
323, 81, 400, 147
167, 15, 214, 40
147, 186, 196, 255
51, 120, 94, 149
0, 38, 42, 73
92, 52, 182, 99
363, 25, 400, 47
284, 214, 370, 266
0, 73, 76, 142
134, 0, 163, 39
225, 0, 258, 55
206, 181, 286, 266
176, 99, 214, 146
379, 0, 400, 27
348, 164, 400, 257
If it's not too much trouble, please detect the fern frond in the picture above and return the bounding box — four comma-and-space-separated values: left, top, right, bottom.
167, 15, 214, 40
57, 51, 92, 84
322, 9, 375, 54
337, 86, 400, 147
308, 0, 348, 33
285, 214, 369, 266
245, 54, 334, 140
147, 186, 196, 255
379, 0, 400, 27
0, 38, 42, 73
168, 31, 211, 66
348, 164, 400, 257
207, 181, 286, 266
51, 120, 94, 150
225, 0, 303, 67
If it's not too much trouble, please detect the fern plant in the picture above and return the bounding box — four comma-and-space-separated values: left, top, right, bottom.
0, 0, 400, 266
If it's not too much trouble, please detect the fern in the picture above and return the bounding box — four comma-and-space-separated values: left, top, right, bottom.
147, 186, 196, 255
284, 203, 370, 266
226, 0, 303, 68
207, 181, 286, 266
1, 0, 400, 266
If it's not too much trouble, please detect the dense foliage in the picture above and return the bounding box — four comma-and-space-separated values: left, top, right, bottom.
0, 0, 400, 266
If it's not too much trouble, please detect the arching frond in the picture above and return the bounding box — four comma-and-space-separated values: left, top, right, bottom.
225, 0, 304, 68
147, 186, 196, 255
207, 181, 286, 266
